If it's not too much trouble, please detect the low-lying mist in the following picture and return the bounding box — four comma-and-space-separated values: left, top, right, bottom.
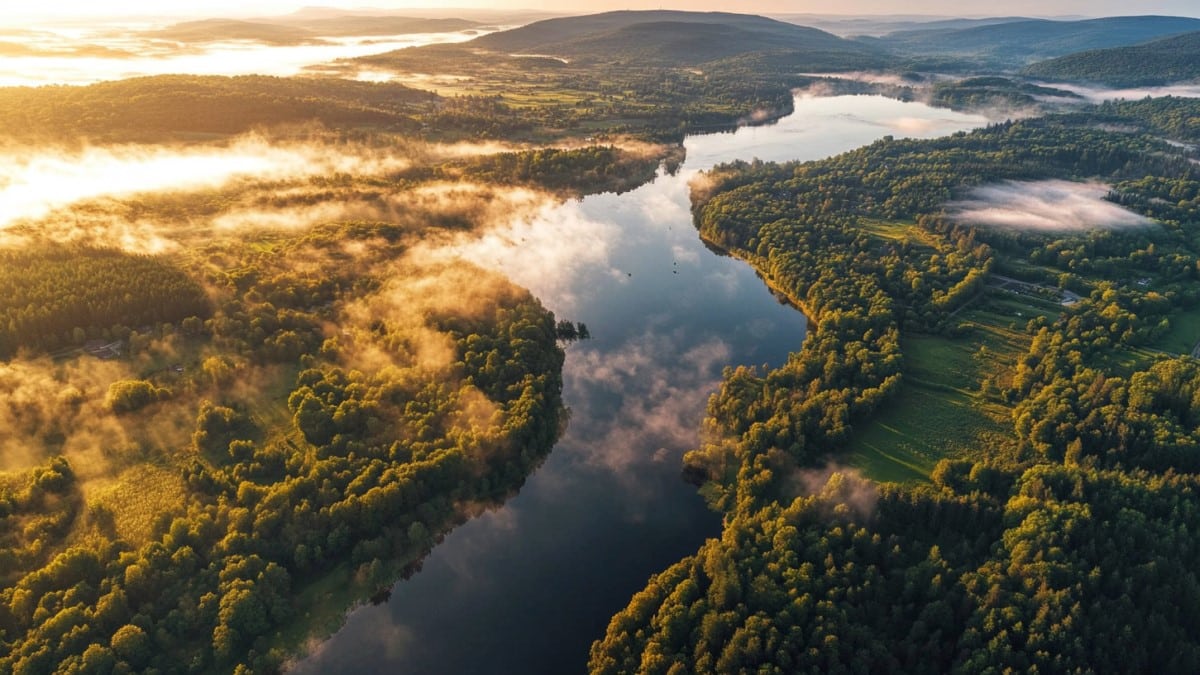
0, 25, 488, 87
0, 137, 416, 229
947, 179, 1153, 231
1029, 81, 1200, 103
0, 134, 567, 253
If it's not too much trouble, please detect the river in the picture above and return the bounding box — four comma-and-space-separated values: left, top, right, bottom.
292, 94, 990, 674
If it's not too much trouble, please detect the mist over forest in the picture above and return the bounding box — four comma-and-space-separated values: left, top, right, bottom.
3, 6, 1200, 675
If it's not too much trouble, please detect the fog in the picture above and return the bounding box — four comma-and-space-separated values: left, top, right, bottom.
800, 71, 937, 89
0, 138, 419, 230
947, 179, 1153, 231
0, 135, 567, 252
0, 24, 491, 87
1031, 81, 1200, 102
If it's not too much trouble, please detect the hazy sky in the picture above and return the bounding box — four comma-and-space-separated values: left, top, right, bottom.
7, 0, 1200, 20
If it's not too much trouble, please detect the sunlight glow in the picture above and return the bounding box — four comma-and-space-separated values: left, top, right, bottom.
0, 28, 487, 87
6, 1, 431, 21
0, 140, 412, 229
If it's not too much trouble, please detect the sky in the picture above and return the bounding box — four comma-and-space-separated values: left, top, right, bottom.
6, 0, 1200, 21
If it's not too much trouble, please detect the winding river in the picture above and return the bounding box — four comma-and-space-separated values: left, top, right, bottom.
293, 94, 990, 674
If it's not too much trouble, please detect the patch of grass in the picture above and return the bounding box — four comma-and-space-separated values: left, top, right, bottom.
858, 218, 942, 249
1154, 306, 1200, 355
977, 291, 1064, 323
1093, 345, 1162, 378
849, 326, 1020, 483
83, 463, 187, 546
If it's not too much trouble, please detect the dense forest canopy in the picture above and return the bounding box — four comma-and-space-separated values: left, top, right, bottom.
0, 75, 439, 143
0, 60, 606, 668
592, 97, 1200, 674
0, 217, 568, 673
1023, 30, 1200, 87
6, 7, 1200, 674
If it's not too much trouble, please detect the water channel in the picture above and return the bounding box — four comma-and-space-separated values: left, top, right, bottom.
293, 94, 990, 674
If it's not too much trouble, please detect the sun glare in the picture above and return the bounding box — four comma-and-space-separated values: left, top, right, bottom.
4, 1, 437, 22
0, 141, 413, 229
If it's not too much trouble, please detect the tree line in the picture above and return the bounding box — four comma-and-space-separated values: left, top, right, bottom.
592, 99, 1200, 673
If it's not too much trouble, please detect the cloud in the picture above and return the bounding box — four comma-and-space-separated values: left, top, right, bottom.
804, 465, 879, 521
417, 197, 622, 315
0, 24, 489, 87
946, 179, 1153, 231
0, 133, 574, 256
561, 331, 731, 477
1032, 81, 1200, 103
800, 71, 930, 89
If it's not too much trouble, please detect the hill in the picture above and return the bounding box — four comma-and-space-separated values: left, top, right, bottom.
1023, 30, 1200, 86
348, 11, 885, 143
470, 10, 877, 65
263, 15, 480, 37
279, 5, 560, 24
142, 15, 481, 45
142, 19, 325, 45
874, 15, 1200, 67
772, 14, 1034, 38
0, 75, 438, 142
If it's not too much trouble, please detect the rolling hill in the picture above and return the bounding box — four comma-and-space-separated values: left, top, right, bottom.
263, 16, 480, 37
0, 75, 438, 141
348, 11, 886, 144
469, 10, 881, 66
772, 14, 1035, 38
142, 19, 326, 46
1023, 30, 1200, 86
874, 15, 1200, 67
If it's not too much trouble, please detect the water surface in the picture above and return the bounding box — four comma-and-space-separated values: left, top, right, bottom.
293, 95, 989, 674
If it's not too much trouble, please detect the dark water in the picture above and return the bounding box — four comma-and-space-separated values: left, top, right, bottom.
292, 95, 988, 675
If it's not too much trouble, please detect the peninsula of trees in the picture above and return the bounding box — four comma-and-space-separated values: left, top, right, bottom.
5, 8, 1200, 673
590, 96, 1200, 674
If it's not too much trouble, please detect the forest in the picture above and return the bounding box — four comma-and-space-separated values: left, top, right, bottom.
7, 7, 1200, 673
591, 99, 1200, 673
1023, 31, 1200, 87
0, 76, 439, 143
0, 184, 569, 673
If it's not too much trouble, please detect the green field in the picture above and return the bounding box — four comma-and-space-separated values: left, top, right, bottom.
848, 291, 1037, 482
859, 218, 944, 249
848, 330, 1014, 483
1154, 306, 1200, 355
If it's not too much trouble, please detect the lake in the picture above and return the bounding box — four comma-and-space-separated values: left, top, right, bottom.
291, 94, 990, 674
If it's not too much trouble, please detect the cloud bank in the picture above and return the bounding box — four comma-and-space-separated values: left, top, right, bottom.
0, 138, 415, 230
947, 179, 1153, 231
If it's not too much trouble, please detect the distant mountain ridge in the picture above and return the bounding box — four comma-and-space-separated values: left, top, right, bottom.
1023, 30, 1200, 86
872, 15, 1200, 67
771, 15, 1036, 38
144, 19, 325, 46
